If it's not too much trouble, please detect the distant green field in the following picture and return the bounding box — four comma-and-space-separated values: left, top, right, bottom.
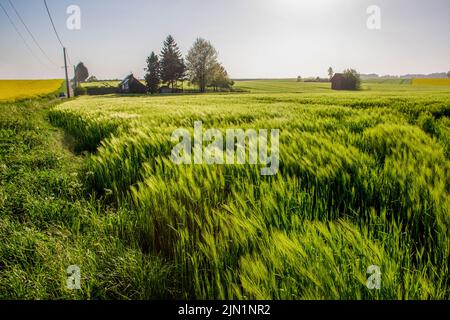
43, 81, 450, 299
234, 79, 330, 93
80, 80, 120, 88
233, 79, 443, 93
81, 78, 418, 92
81, 79, 422, 94
81, 80, 217, 92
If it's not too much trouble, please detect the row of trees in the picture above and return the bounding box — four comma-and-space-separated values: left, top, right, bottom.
145, 35, 233, 94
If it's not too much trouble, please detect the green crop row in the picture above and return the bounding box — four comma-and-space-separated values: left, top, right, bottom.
47, 89, 450, 299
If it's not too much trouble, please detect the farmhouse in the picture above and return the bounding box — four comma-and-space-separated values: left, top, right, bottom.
159, 86, 172, 94
118, 74, 146, 94
331, 73, 357, 90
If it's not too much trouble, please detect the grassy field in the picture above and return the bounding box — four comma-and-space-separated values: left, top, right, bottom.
233, 79, 447, 93
80, 80, 121, 88
1, 80, 449, 299
0, 79, 64, 102
81, 80, 227, 92
0, 97, 170, 299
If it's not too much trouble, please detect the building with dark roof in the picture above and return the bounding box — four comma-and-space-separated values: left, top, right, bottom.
119, 74, 147, 94
331, 73, 357, 90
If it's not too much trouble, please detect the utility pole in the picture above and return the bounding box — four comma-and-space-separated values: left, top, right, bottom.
63, 47, 70, 98
73, 65, 77, 92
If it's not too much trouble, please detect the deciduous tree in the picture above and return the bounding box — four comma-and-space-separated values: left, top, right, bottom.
343, 68, 361, 90
186, 38, 219, 93
75, 62, 89, 82
209, 63, 232, 91
328, 67, 334, 80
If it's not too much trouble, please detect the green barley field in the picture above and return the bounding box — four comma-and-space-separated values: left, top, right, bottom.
1, 80, 449, 299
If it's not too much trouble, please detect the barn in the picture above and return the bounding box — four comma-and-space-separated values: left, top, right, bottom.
331, 73, 357, 90
159, 86, 172, 94
119, 74, 147, 94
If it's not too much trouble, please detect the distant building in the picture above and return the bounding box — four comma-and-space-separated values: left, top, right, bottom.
159, 86, 172, 94
119, 74, 146, 94
331, 73, 357, 90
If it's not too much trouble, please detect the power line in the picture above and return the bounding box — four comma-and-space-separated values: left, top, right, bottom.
42, 2, 75, 69
43, 0, 64, 48
42, 0, 72, 97
7, 0, 60, 68
68, 54, 73, 67
41, 0, 76, 69
65, 47, 75, 79
0, 1, 53, 71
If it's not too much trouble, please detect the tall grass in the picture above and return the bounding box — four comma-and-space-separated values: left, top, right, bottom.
46, 86, 450, 299
0, 99, 175, 299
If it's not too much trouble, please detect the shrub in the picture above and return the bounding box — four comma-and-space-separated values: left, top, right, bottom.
343, 69, 361, 90
74, 85, 87, 96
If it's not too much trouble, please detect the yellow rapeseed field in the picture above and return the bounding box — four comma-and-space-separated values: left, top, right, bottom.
0, 79, 63, 101
412, 78, 450, 86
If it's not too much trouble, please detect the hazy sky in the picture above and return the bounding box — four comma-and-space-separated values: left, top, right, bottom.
1, 0, 449, 79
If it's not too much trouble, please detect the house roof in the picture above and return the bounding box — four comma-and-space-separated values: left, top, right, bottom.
331, 73, 344, 80
120, 74, 138, 86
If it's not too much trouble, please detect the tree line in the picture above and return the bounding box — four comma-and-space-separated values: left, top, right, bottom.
145, 35, 234, 94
